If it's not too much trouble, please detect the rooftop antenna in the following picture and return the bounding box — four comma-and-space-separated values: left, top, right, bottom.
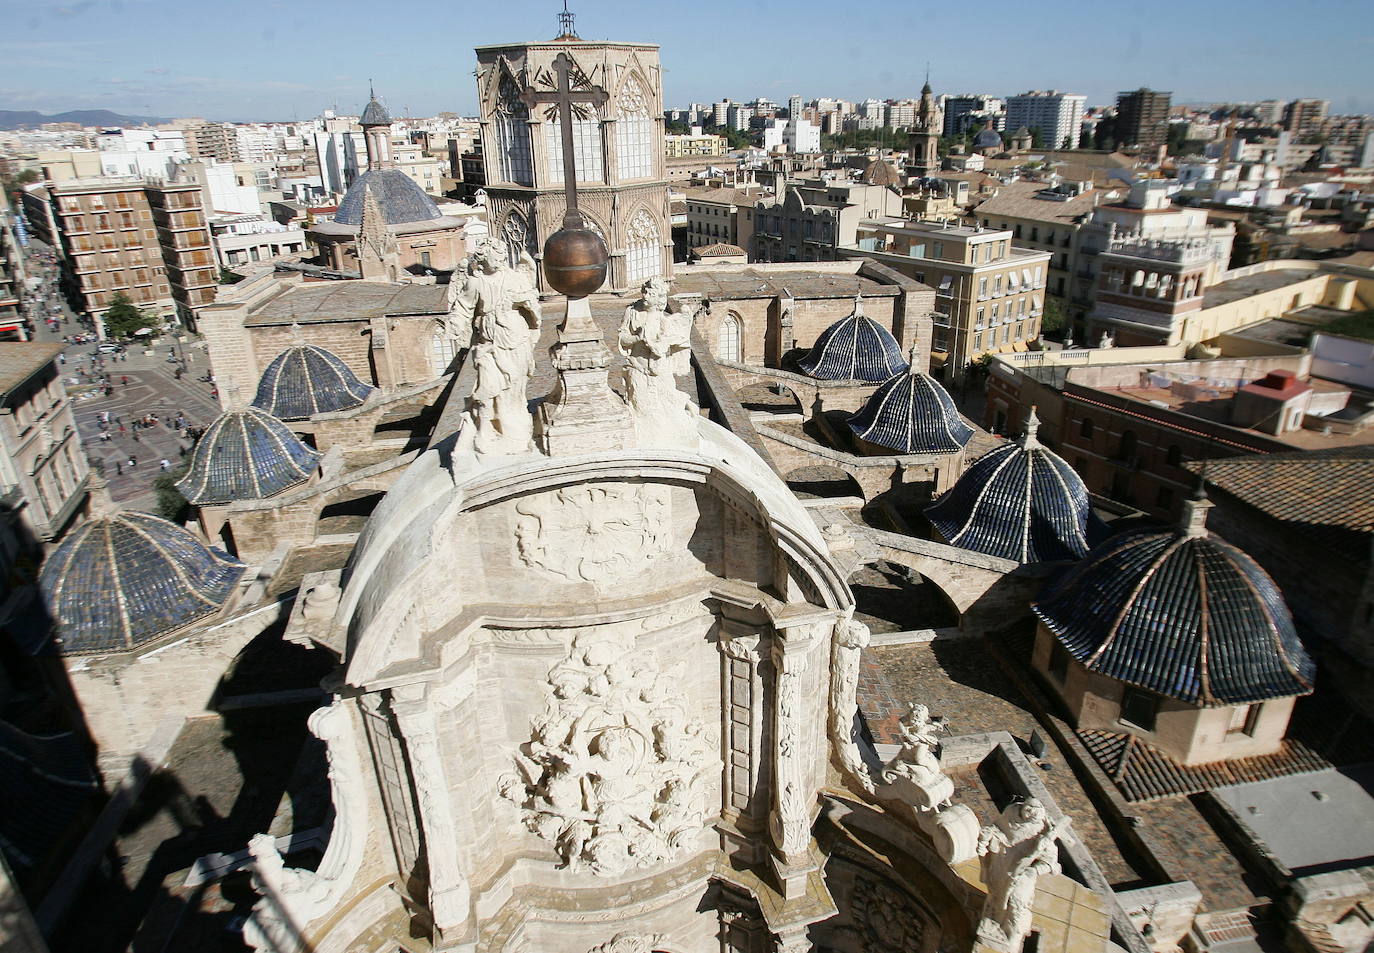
557, 0, 578, 39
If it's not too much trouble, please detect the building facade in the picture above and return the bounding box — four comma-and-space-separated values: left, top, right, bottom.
844, 220, 1051, 378
0, 343, 89, 543
1115, 88, 1172, 149
36, 178, 216, 331
476, 38, 671, 292
1004, 91, 1086, 151
752, 178, 902, 263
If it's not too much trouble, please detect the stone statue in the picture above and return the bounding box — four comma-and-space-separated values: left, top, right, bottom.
617, 276, 698, 442
448, 236, 542, 455
883, 702, 944, 788
976, 797, 1070, 952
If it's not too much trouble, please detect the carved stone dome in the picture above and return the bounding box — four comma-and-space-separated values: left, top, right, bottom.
37, 511, 245, 654
847, 366, 972, 453
252, 344, 375, 421
797, 299, 908, 382
176, 406, 321, 504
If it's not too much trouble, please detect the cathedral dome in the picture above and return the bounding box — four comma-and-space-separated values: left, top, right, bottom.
797, 298, 908, 382
925, 411, 1095, 562
176, 406, 321, 504
359, 94, 391, 128
974, 126, 1003, 150
333, 169, 442, 227
37, 511, 245, 654
1033, 497, 1316, 706
862, 158, 902, 187
847, 364, 972, 453
252, 344, 375, 421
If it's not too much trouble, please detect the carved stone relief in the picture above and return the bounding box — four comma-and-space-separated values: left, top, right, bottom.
851, 877, 926, 953
501, 628, 711, 875
514, 483, 672, 589
587, 933, 667, 953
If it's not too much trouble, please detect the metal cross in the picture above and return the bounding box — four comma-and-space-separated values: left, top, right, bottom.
521, 52, 607, 228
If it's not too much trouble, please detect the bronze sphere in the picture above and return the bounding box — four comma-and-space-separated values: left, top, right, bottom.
542, 214, 609, 297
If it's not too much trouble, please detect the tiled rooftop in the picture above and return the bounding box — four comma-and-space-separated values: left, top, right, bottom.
247, 281, 447, 326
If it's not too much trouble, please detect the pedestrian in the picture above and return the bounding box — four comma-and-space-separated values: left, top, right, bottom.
131, 431, 139, 443
119, 423, 125, 434
159, 458, 170, 471
127, 456, 136, 469
58, 353, 65, 365
115, 461, 122, 476
121, 375, 128, 387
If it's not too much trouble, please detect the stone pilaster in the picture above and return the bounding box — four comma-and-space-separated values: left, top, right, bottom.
390, 685, 470, 945
768, 624, 815, 899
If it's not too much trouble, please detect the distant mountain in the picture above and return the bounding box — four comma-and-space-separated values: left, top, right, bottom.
0, 109, 170, 130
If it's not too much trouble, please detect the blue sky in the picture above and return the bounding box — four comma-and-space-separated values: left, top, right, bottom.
1, 0, 1372, 121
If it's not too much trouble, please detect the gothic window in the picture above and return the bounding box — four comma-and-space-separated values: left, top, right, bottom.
503, 210, 530, 267
431, 328, 458, 375
494, 75, 533, 186
717, 312, 742, 362
616, 74, 654, 180
546, 114, 605, 184
624, 208, 661, 284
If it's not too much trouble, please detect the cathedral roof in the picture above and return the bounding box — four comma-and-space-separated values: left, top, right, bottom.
691, 242, 747, 258
252, 344, 375, 421
334, 169, 442, 227
925, 411, 1096, 563
176, 406, 321, 504
847, 364, 973, 453
1033, 498, 1316, 706
796, 298, 908, 382
37, 511, 246, 654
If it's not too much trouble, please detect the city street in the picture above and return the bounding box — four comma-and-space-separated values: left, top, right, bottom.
20, 241, 223, 513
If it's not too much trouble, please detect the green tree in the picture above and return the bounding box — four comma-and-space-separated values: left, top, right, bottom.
153, 462, 190, 523
1028, 127, 1045, 149
102, 292, 150, 340
218, 266, 241, 285
1078, 127, 1092, 149
1040, 297, 1069, 338
1061, 135, 1073, 150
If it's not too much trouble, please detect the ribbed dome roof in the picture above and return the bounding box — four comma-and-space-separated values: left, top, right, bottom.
863, 159, 902, 187
334, 169, 442, 227
1033, 498, 1315, 706
176, 406, 321, 504
37, 512, 245, 654
848, 364, 973, 453
926, 411, 1095, 562
252, 344, 374, 421
974, 126, 1003, 149
359, 93, 391, 128
797, 297, 908, 382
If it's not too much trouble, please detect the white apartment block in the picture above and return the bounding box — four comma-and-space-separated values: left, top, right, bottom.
1004, 91, 1087, 149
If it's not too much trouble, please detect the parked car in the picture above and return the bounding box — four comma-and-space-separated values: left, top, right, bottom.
97, 342, 122, 353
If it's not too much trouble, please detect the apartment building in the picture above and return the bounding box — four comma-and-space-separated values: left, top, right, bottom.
682, 185, 761, 252
1004, 91, 1087, 150
1116, 88, 1172, 149
37, 178, 216, 332
843, 219, 1051, 379
752, 177, 903, 263
664, 133, 729, 158
0, 192, 26, 341
0, 343, 89, 542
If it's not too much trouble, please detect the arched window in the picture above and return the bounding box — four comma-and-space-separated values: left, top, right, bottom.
502, 210, 529, 268
431, 326, 457, 375
624, 208, 661, 284
546, 113, 605, 184
717, 312, 742, 362
494, 75, 533, 186
1118, 429, 1137, 462
1166, 444, 1182, 468
1080, 417, 1094, 439
615, 74, 653, 180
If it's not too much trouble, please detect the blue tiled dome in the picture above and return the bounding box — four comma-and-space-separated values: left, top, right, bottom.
974, 125, 1003, 150
37, 512, 245, 654
848, 366, 973, 453
926, 411, 1097, 562
252, 344, 374, 421
797, 298, 908, 382
1033, 499, 1316, 705
334, 169, 441, 227
176, 406, 321, 505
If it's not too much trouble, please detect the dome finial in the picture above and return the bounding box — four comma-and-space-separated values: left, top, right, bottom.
1018, 405, 1041, 449
1180, 472, 1213, 538
853, 293, 865, 317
